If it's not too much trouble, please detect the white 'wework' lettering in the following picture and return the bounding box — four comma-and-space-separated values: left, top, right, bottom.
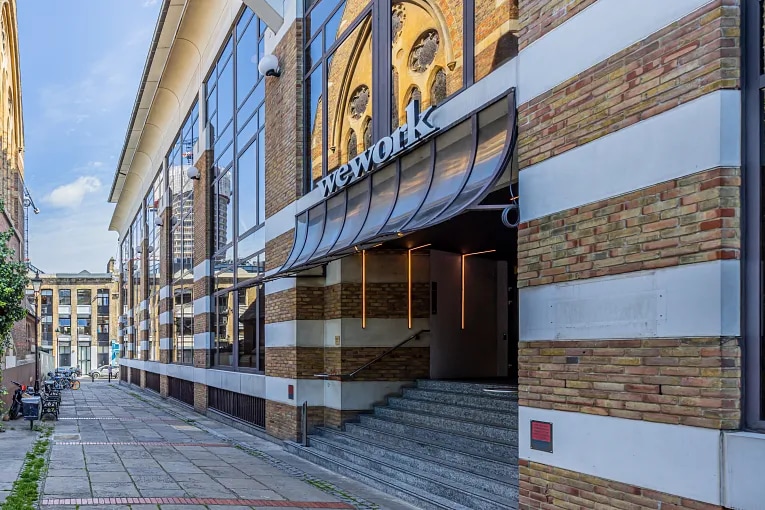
316, 99, 438, 197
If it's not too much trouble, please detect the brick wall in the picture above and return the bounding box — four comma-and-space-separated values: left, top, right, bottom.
265, 347, 325, 378
519, 338, 740, 429
518, 0, 597, 50
519, 460, 721, 510
264, 21, 303, 219
266, 400, 324, 440
324, 282, 430, 319
517, 168, 740, 287
324, 346, 430, 381
265, 230, 295, 272
264, 286, 324, 323
194, 382, 208, 414
518, 0, 740, 169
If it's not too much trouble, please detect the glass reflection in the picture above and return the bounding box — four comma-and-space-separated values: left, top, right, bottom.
237, 285, 264, 368
238, 142, 257, 235
327, 17, 372, 172
215, 292, 234, 366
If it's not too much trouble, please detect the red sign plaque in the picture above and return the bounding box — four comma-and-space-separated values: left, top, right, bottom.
530, 420, 553, 452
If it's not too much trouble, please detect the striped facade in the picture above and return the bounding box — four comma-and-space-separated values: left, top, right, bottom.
108, 0, 765, 508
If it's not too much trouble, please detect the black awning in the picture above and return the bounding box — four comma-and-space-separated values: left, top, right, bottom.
274, 91, 517, 277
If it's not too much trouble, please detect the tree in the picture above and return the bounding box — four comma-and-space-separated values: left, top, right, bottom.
0, 228, 29, 424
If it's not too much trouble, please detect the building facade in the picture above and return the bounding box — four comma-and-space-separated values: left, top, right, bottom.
109, 0, 765, 508
32, 262, 120, 373
0, 0, 32, 391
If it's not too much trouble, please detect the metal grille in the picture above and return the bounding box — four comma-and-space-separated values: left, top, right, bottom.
145, 371, 160, 393
208, 387, 266, 428
168, 376, 194, 407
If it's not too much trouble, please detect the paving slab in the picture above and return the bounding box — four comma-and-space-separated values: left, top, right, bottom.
38, 380, 417, 510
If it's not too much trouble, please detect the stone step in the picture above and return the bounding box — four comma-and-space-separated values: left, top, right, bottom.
402, 387, 518, 412
357, 415, 517, 459
342, 422, 517, 479
416, 380, 518, 398
373, 406, 517, 445
388, 396, 517, 428
284, 441, 474, 510
301, 437, 518, 510
314, 427, 518, 497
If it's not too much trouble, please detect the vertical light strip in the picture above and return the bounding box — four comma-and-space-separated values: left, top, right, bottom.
362, 250, 367, 329
461, 250, 497, 330
408, 244, 432, 329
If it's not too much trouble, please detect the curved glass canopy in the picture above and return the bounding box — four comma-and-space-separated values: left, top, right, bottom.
275, 91, 517, 277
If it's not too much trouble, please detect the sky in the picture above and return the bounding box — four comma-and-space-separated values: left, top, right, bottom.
18, 0, 161, 274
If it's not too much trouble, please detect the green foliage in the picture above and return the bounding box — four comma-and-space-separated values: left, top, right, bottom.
0, 229, 28, 344
0, 228, 29, 424
1, 431, 51, 510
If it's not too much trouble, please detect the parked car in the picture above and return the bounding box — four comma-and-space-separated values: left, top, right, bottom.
89, 365, 119, 379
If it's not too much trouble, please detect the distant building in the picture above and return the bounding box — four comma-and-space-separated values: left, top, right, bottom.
30, 260, 120, 372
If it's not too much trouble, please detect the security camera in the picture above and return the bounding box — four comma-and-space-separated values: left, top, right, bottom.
33, 208, 39, 214
186, 166, 200, 180
258, 54, 281, 77
155, 217, 164, 227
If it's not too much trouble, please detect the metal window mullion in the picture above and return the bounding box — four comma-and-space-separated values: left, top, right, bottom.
322, 51, 329, 179
464, 0, 475, 87
743, 0, 765, 429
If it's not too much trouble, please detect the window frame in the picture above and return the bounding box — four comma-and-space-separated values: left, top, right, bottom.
302, 0, 487, 191
743, 0, 765, 430
168, 102, 199, 366
77, 289, 92, 306
58, 289, 71, 306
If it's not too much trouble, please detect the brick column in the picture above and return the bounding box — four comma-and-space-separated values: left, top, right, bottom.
192, 148, 214, 413
263, 18, 308, 441
158, 183, 172, 365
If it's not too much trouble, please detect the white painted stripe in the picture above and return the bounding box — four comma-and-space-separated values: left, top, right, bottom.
520, 260, 740, 341
139, 300, 148, 312
327, 318, 431, 348
520, 407, 721, 505
323, 380, 413, 410
265, 277, 296, 295
159, 338, 171, 350
193, 297, 210, 316
126, 326, 135, 335
140, 320, 149, 331
264, 320, 323, 348
266, 376, 324, 406
127, 309, 133, 318
265, 201, 297, 244
723, 432, 765, 509
140, 341, 149, 351
518, 0, 715, 103
159, 311, 173, 325
193, 332, 212, 350
520, 90, 741, 221
126, 343, 134, 351
160, 286, 171, 300
193, 260, 211, 281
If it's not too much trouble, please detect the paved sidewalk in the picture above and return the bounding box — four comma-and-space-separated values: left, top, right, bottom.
0, 422, 39, 503
40, 380, 415, 510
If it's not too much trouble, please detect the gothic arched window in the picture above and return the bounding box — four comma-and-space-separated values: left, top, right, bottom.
347, 129, 358, 159
430, 68, 447, 106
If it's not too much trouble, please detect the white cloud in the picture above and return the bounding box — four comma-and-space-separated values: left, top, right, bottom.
29, 194, 117, 273
43, 176, 102, 209
143, 0, 158, 6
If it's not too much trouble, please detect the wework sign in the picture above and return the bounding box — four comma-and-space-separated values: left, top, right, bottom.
318, 100, 439, 197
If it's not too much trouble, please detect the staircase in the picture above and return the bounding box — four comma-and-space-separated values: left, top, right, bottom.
285, 380, 518, 510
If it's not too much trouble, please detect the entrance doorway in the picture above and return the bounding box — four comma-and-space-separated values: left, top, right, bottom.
429, 250, 518, 382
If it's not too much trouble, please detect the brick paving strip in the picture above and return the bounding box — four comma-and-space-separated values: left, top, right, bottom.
40, 498, 355, 508
54, 441, 231, 447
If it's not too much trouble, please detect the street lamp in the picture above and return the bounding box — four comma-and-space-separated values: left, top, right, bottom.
31, 271, 42, 393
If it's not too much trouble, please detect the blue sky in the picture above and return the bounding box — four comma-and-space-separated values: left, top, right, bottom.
18, 0, 161, 273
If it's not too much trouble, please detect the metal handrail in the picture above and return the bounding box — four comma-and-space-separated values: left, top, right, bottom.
314, 329, 430, 380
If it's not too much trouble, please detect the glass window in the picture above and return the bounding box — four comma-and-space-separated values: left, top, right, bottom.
59, 289, 71, 306
96, 289, 109, 307
326, 15, 372, 173
77, 315, 91, 336
59, 315, 71, 336
237, 285, 265, 369
41, 289, 53, 307
77, 289, 91, 306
